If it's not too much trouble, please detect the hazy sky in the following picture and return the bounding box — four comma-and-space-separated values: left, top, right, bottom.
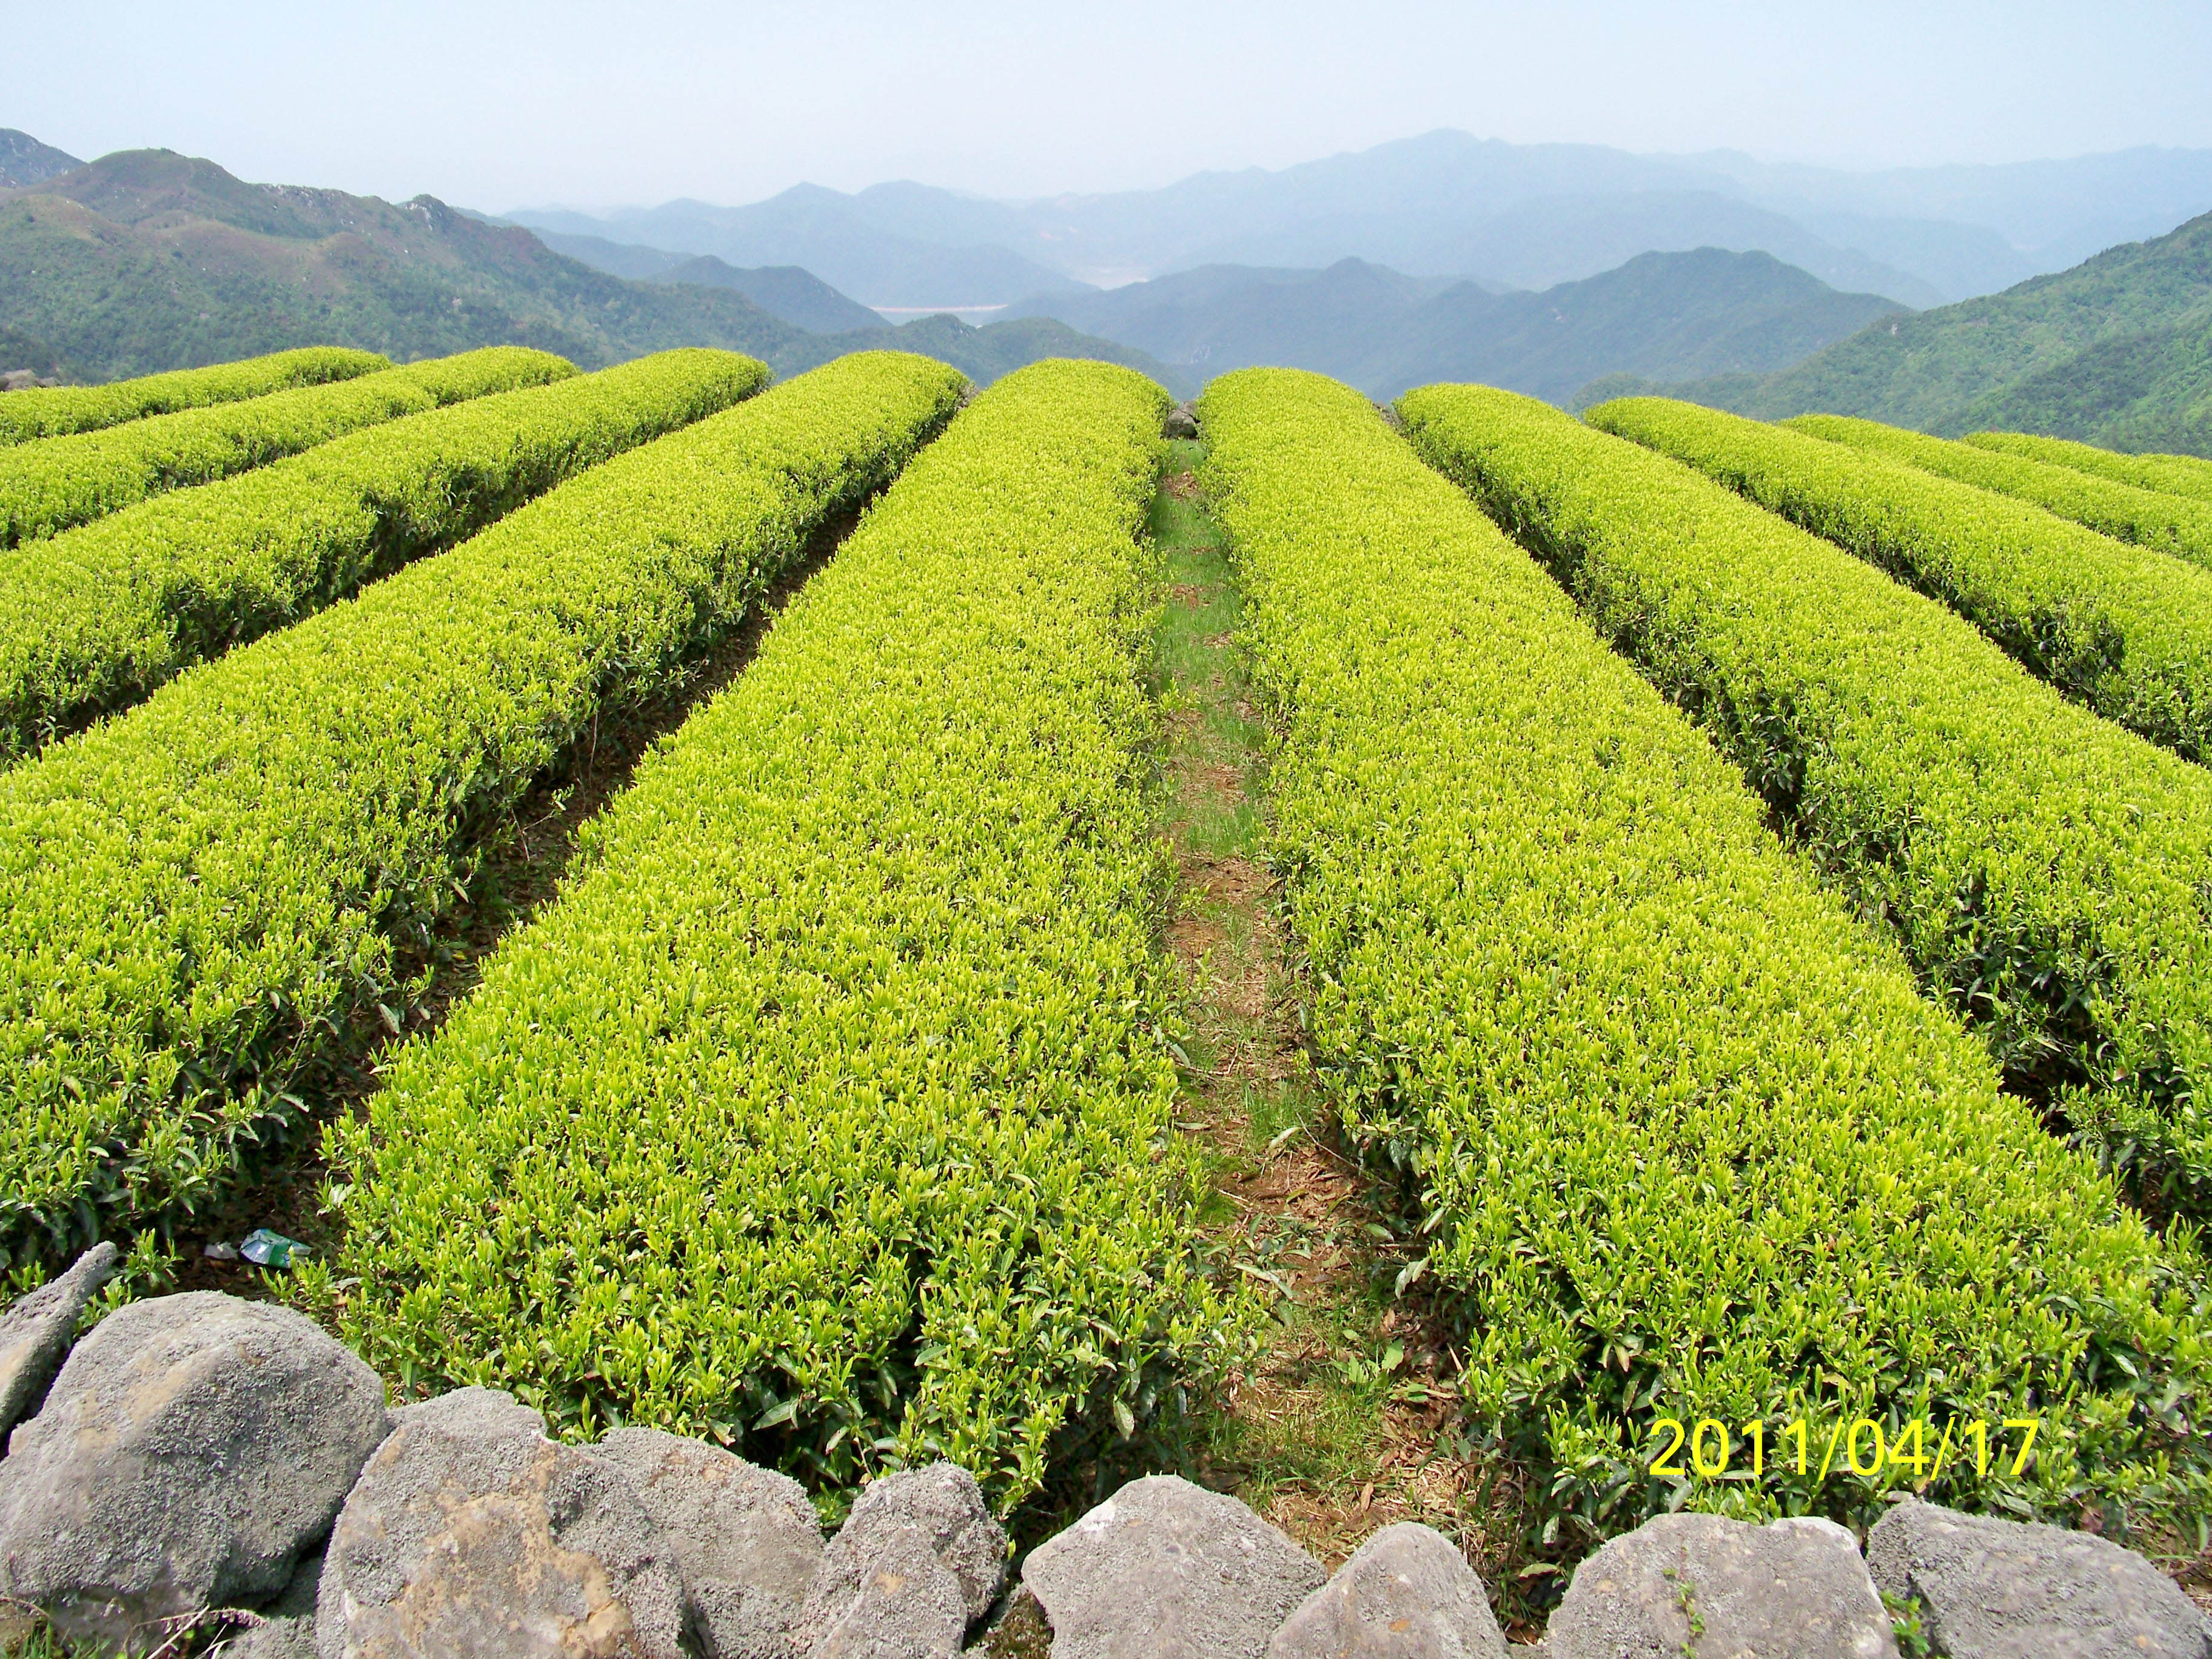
13, 1, 2212, 210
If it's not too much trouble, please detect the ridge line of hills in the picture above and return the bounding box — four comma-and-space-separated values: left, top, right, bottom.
0, 144, 1183, 392
5, 131, 2211, 455
0, 136, 1921, 412
537, 214, 1909, 406
504, 129, 2212, 311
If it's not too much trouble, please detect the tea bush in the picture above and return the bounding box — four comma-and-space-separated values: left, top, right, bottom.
0, 351, 959, 1265
1204, 366, 2209, 1544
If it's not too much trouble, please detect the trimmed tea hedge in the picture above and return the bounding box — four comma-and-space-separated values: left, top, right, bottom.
0, 347, 390, 445
1406, 381, 2212, 1208
0, 347, 572, 547
0, 347, 763, 760
1203, 367, 2208, 1543
1587, 396, 2212, 763
328, 360, 1248, 1510
1968, 431, 2212, 508
0, 350, 962, 1268
1791, 412, 2212, 569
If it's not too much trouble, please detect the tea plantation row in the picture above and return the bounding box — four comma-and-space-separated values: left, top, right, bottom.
2, 349, 2208, 1545
0, 346, 388, 444
0, 346, 569, 548
0, 347, 760, 758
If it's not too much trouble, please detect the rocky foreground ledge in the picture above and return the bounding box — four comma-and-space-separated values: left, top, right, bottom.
1, 1249, 2207, 1657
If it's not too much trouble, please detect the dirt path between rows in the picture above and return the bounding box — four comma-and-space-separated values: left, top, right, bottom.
1141, 441, 1545, 1638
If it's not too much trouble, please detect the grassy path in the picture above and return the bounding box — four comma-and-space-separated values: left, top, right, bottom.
1144, 438, 1538, 1631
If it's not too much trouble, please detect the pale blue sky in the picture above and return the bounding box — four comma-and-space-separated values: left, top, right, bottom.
13, 1, 2212, 209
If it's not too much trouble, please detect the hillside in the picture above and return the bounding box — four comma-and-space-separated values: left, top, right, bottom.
0, 150, 797, 376
515, 225, 891, 333
1389, 249, 1905, 402
523, 226, 689, 280
1005, 247, 1902, 401
1004, 260, 1458, 383
0, 146, 1167, 392
1655, 209, 2212, 452
0, 130, 79, 190
652, 255, 888, 334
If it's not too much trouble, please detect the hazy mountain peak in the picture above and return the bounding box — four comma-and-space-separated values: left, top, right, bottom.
0, 129, 82, 190
512, 129, 2212, 311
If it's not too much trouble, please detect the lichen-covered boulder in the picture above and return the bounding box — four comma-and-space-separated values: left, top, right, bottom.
0, 1291, 390, 1652
790, 1463, 1007, 1656
1021, 1475, 1327, 1659
315, 1387, 688, 1659
802, 1523, 970, 1659
1867, 1500, 2212, 1659
1549, 1512, 1895, 1659
820, 1465, 1006, 1624
0, 1241, 116, 1441
1268, 1523, 1508, 1658
589, 1427, 823, 1659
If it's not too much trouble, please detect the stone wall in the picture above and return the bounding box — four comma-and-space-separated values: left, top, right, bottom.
1, 1251, 2206, 1658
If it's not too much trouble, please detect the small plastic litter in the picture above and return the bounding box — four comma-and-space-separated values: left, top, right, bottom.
202, 1240, 240, 1261
240, 1228, 307, 1270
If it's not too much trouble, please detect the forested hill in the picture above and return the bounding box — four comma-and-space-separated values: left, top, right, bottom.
1660, 208, 2212, 453
0, 149, 798, 377
1005, 247, 1902, 403
0, 147, 1177, 390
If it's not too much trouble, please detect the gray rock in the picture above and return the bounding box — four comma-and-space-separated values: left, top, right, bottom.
1549, 1512, 1896, 1659
229, 1612, 321, 1659
802, 1523, 969, 1659
225, 1550, 325, 1659
1021, 1474, 1328, 1659
0, 1291, 390, 1653
0, 1241, 118, 1441
1165, 404, 1199, 439
810, 1463, 1006, 1629
392, 1381, 544, 1440
1866, 1500, 2212, 1658
589, 1427, 823, 1659
316, 1386, 689, 1659
1268, 1523, 1508, 1658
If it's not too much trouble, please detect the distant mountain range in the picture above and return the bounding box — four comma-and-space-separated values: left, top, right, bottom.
508, 130, 2212, 310
511, 225, 889, 333
508, 192, 1086, 312
535, 215, 1904, 404
0, 142, 1173, 391
1000, 249, 1903, 403
1638, 209, 2212, 454
654, 256, 888, 335
7, 128, 2210, 455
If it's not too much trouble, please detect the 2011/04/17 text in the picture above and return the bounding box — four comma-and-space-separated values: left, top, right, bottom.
1647, 1416, 2042, 1486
